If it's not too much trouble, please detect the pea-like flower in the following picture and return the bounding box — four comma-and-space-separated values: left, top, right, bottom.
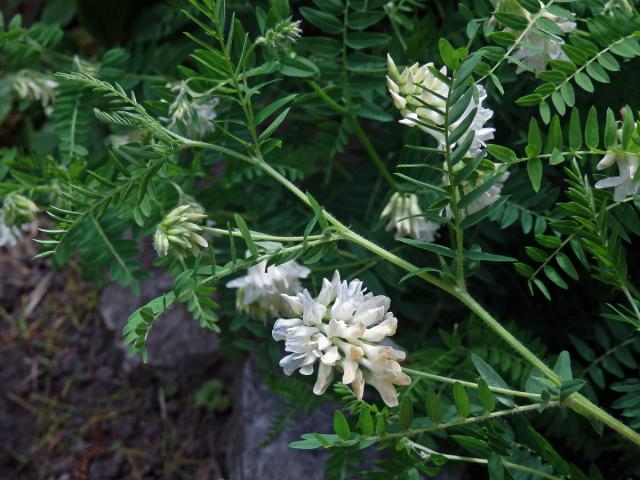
381, 192, 440, 242
0, 211, 23, 248
226, 260, 310, 318
509, 6, 576, 73
272, 271, 410, 407
2, 193, 38, 226
164, 81, 219, 138
13, 70, 58, 114
0, 193, 36, 248
387, 55, 495, 156
595, 152, 639, 201
153, 204, 208, 257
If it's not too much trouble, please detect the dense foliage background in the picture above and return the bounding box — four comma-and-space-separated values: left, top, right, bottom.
1, 0, 640, 478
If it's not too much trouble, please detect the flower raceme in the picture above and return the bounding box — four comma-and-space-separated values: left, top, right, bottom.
272, 271, 410, 407
443, 161, 510, 216
380, 192, 440, 242
595, 128, 640, 201
153, 204, 208, 257
0, 211, 24, 248
386, 54, 495, 156
0, 193, 37, 248
506, 3, 576, 74
226, 260, 310, 318
3, 192, 38, 226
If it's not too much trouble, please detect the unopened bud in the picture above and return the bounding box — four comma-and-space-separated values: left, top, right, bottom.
153, 204, 208, 257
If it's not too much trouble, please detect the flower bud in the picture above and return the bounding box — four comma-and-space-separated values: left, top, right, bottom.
153, 204, 208, 257
3, 193, 38, 226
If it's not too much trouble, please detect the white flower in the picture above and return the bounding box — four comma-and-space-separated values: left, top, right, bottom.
0, 211, 23, 248
226, 260, 310, 317
193, 102, 217, 134
13, 70, 58, 114
387, 55, 495, 156
381, 192, 440, 242
467, 172, 510, 215
106, 130, 141, 147
272, 271, 411, 407
443, 162, 509, 216
153, 204, 208, 257
510, 8, 576, 74
164, 81, 219, 138
595, 152, 640, 201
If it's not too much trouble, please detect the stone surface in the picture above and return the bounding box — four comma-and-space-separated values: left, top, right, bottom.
228, 356, 332, 480
99, 268, 219, 376
227, 355, 469, 480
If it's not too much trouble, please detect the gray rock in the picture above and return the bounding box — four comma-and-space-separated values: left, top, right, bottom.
99, 268, 219, 376
227, 355, 469, 480
228, 356, 332, 480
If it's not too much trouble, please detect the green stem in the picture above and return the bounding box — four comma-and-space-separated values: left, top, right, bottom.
307, 81, 397, 188
201, 226, 326, 243
349, 114, 397, 188
187, 144, 640, 447
456, 290, 559, 381
476, 0, 556, 85
403, 368, 544, 400
442, 72, 466, 290
373, 402, 559, 440
408, 441, 563, 480
622, 285, 640, 323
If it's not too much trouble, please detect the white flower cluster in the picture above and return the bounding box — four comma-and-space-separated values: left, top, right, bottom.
226, 260, 310, 318
164, 81, 219, 138
510, 7, 576, 74
0, 193, 38, 248
0, 211, 23, 248
595, 128, 640, 201
386, 55, 495, 156
381, 192, 440, 242
468, 172, 510, 215
272, 271, 410, 407
153, 204, 208, 257
13, 70, 58, 115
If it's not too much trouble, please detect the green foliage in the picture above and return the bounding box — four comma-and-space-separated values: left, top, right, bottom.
3, 0, 640, 477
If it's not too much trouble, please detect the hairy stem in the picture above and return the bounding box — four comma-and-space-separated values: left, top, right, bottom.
188, 140, 640, 446
373, 401, 560, 440
308, 81, 397, 188
443, 72, 466, 290
403, 368, 545, 400
407, 441, 563, 480
201, 226, 327, 243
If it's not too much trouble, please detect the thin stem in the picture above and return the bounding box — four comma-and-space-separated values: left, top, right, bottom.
408, 441, 563, 480
185, 140, 640, 446
540, 33, 638, 104
456, 291, 559, 381
442, 71, 466, 290
402, 368, 544, 400
308, 81, 347, 115
372, 402, 560, 440
349, 115, 397, 188
529, 233, 574, 282
622, 285, 640, 323
476, 0, 556, 85
308, 81, 397, 188
201, 226, 327, 243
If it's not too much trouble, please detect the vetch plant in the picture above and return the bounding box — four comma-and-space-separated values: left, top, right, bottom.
4, 0, 640, 477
